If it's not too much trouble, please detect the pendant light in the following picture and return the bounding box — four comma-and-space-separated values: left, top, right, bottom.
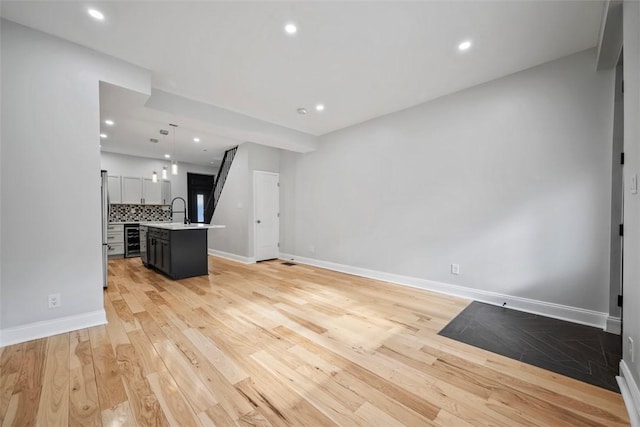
157, 128, 170, 181
170, 123, 178, 175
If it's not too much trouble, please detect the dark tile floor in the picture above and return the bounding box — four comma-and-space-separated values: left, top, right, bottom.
438, 301, 622, 392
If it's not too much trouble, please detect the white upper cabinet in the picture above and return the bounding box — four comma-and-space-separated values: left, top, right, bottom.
142, 178, 162, 204
107, 175, 122, 204
161, 180, 172, 205
111, 175, 171, 205
122, 176, 143, 204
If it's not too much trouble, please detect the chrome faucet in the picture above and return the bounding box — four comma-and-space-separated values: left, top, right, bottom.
170, 197, 191, 224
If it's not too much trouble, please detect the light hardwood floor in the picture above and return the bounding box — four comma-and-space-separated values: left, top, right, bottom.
0, 256, 629, 426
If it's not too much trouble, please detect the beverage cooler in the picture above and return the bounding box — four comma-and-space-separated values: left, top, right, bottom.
124, 224, 140, 258
140, 225, 148, 266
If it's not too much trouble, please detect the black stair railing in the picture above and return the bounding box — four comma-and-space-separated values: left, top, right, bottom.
205, 146, 238, 224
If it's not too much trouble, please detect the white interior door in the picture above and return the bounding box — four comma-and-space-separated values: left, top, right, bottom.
254, 171, 280, 261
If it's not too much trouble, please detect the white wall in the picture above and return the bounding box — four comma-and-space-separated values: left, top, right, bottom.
100, 151, 216, 219
622, 0, 640, 400
208, 142, 281, 260
280, 49, 615, 316
209, 144, 251, 259
0, 20, 150, 344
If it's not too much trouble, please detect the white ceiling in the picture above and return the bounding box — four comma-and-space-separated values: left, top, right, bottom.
99, 83, 240, 166
1, 1, 606, 163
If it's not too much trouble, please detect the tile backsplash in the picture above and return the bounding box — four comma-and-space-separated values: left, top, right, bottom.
109, 204, 172, 223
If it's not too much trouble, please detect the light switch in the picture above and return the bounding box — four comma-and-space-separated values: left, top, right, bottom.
632, 173, 638, 195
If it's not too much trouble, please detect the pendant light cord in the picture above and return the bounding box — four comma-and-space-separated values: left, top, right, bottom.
170, 123, 178, 175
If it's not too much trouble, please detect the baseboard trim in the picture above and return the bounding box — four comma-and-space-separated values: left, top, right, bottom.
606, 316, 622, 335
0, 309, 107, 347
618, 360, 640, 427
208, 249, 256, 264
279, 253, 609, 330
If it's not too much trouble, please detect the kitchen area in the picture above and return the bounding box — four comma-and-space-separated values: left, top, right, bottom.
100, 151, 224, 287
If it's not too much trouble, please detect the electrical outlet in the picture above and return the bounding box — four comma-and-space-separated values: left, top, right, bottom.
629, 337, 635, 363
48, 293, 61, 309
451, 264, 460, 275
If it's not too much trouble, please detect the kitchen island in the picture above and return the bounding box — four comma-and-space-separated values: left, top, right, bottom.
140, 223, 225, 280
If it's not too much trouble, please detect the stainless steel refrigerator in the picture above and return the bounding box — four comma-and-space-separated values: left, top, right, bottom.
101, 170, 109, 288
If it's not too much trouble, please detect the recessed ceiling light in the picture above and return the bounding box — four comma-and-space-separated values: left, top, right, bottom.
193, 137, 200, 143
100, 133, 107, 139
297, 107, 307, 115
284, 23, 297, 35
164, 154, 171, 158
458, 40, 472, 51
104, 119, 114, 126
150, 138, 159, 143
315, 104, 325, 112
88, 8, 104, 21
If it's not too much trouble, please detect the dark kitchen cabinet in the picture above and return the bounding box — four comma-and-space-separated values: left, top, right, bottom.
161, 239, 171, 274
148, 235, 170, 274
144, 226, 208, 280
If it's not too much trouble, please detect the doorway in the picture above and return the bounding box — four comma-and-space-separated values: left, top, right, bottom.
609, 54, 624, 336
187, 172, 215, 223
253, 171, 280, 261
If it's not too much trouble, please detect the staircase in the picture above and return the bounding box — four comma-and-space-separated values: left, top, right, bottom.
205, 146, 238, 224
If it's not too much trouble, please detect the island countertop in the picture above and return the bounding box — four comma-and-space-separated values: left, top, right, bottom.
141, 222, 226, 231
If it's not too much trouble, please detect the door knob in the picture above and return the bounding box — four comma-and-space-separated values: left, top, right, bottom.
256, 220, 261, 224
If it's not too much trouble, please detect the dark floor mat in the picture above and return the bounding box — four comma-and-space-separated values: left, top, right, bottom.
438, 301, 621, 392
281, 262, 297, 266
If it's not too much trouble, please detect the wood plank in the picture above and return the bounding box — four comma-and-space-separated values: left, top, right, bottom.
354, 401, 406, 427
134, 309, 169, 345
197, 404, 236, 427
3, 339, 47, 427
153, 340, 218, 413
111, 298, 142, 332
182, 328, 248, 385
147, 370, 201, 427
127, 329, 165, 377
115, 343, 169, 426
0, 374, 18, 426
287, 344, 434, 426
69, 364, 101, 427
69, 329, 101, 427
433, 409, 475, 427
36, 333, 70, 426
251, 349, 366, 426
156, 323, 256, 422
101, 400, 137, 427
235, 376, 337, 427
0, 344, 23, 422
89, 326, 128, 412
104, 297, 133, 350
121, 290, 146, 314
